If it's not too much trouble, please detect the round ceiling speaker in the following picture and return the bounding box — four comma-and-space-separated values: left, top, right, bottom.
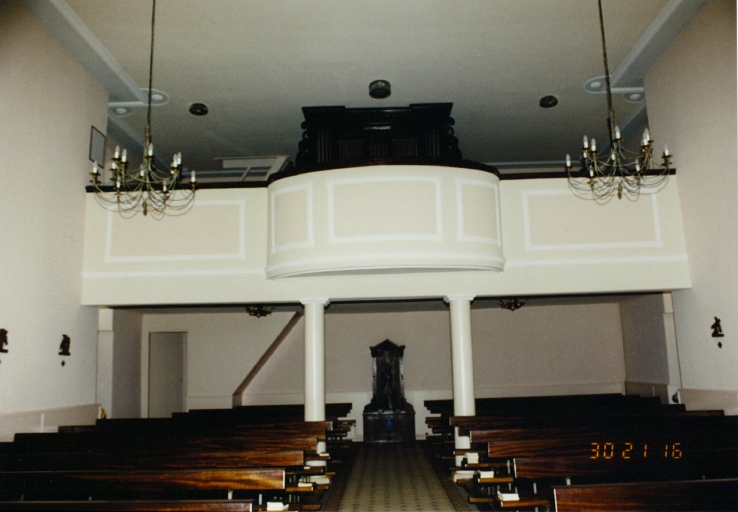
189, 103, 209, 116
369, 80, 391, 99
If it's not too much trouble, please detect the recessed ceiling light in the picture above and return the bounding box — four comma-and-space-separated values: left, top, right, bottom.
539, 95, 558, 108
110, 106, 132, 117
584, 76, 606, 93
141, 88, 169, 106
189, 103, 209, 116
624, 91, 644, 103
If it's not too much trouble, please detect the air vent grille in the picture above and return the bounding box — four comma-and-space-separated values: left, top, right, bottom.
196, 156, 290, 183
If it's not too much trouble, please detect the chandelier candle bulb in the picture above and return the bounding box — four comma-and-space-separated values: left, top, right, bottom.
114, 146, 120, 159
583, 136, 589, 149
614, 126, 621, 139
591, 138, 596, 152
147, 143, 154, 157
190, 170, 196, 183
566, 154, 571, 168
121, 149, 127, 163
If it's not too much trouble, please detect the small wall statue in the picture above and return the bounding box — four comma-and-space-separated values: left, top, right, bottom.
59, 334, 71, 356
0, 329, 8, 353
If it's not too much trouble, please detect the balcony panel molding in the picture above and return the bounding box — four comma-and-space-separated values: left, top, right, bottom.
265, 165, 505, 279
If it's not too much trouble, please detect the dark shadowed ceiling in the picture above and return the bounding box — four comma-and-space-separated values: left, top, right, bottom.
25, 0, 706, 174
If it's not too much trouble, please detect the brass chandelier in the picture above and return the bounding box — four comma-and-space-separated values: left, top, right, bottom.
89, 0, 195, 218
565, 0, 672, 202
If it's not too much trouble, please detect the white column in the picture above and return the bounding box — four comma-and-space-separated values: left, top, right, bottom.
446, 295, 476, 459
302, 299, 329, 422
447, 295, 476, 417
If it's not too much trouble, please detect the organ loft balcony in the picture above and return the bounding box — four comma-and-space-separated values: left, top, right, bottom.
82, 104, 689, 307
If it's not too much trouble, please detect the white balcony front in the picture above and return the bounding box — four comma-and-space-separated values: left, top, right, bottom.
266, 165, 504, 278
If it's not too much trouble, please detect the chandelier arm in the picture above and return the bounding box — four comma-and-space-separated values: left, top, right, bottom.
566, 0, 672, 202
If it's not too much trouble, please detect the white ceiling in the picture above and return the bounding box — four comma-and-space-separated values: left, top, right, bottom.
26, 0, 705, 173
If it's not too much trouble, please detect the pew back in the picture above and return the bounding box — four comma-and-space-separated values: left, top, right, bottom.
552, 478, 738, 511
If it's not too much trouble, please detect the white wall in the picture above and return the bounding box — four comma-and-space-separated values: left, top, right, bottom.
0, 0, 107, 414
644, 0, 738, 412
142, 301, 625, 438
142, 311, 303, 413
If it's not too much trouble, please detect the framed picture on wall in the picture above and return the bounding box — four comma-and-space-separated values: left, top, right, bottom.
89, 126, 105, 166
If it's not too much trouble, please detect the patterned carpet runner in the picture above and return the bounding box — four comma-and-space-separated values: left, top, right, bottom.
331, 441, 472, 512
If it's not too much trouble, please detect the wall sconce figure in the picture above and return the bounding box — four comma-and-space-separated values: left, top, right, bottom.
711, 317, 725, 348
498, 298, 527, 311
59, 334, 71, 356
0, 329, 8, 354
246, 306, 273, 318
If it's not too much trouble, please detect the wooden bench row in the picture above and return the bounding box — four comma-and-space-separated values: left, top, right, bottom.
425, 394, 738, 511
425, 393, 663, 416
0, 499, 257, 511
552, 478, 738, 511
0, 404, 355, 511
460, 477, 738, 512
426, 394, 681, 442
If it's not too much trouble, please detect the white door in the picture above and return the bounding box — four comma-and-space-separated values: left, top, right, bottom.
148, 332, 186, 418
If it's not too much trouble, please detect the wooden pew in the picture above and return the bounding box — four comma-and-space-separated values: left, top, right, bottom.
425, 394, 661, 416
439, 407, 725, 477
3, 431, 325, 496
0, 445, 308, 470
433, 397, 737, 510
427, 394, 676, 443
512, 447, 738, 482
451, 406, 717, 436
0, 407, 348, 511
0, 467, 288, 500
0, 498, 255, 511
552, 478, 738, 511
462, 444, 738, 510
473, 416, 738, 457
13, 419, 330, 446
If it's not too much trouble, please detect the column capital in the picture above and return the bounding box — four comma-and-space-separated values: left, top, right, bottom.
301, 298, 331, 307
444, 294, 476, 304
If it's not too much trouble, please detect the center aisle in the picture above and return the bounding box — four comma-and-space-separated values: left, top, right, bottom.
333, 441, 473, 512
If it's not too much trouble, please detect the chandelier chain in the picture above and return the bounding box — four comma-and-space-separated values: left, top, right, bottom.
146, 0, 156, 134
565, 0, 672, 203
89, 0, 196, 218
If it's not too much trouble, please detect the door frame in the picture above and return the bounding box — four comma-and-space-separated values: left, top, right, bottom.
142, 331, 188, 418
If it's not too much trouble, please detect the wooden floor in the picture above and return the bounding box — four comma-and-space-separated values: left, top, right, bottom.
325, 441, 473, 512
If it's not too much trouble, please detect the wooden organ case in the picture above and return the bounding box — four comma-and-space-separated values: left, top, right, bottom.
295, 103, 461, 170
362, 339, 415, 443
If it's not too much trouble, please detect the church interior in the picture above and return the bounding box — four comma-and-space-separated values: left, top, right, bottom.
0, 0, 736, 510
